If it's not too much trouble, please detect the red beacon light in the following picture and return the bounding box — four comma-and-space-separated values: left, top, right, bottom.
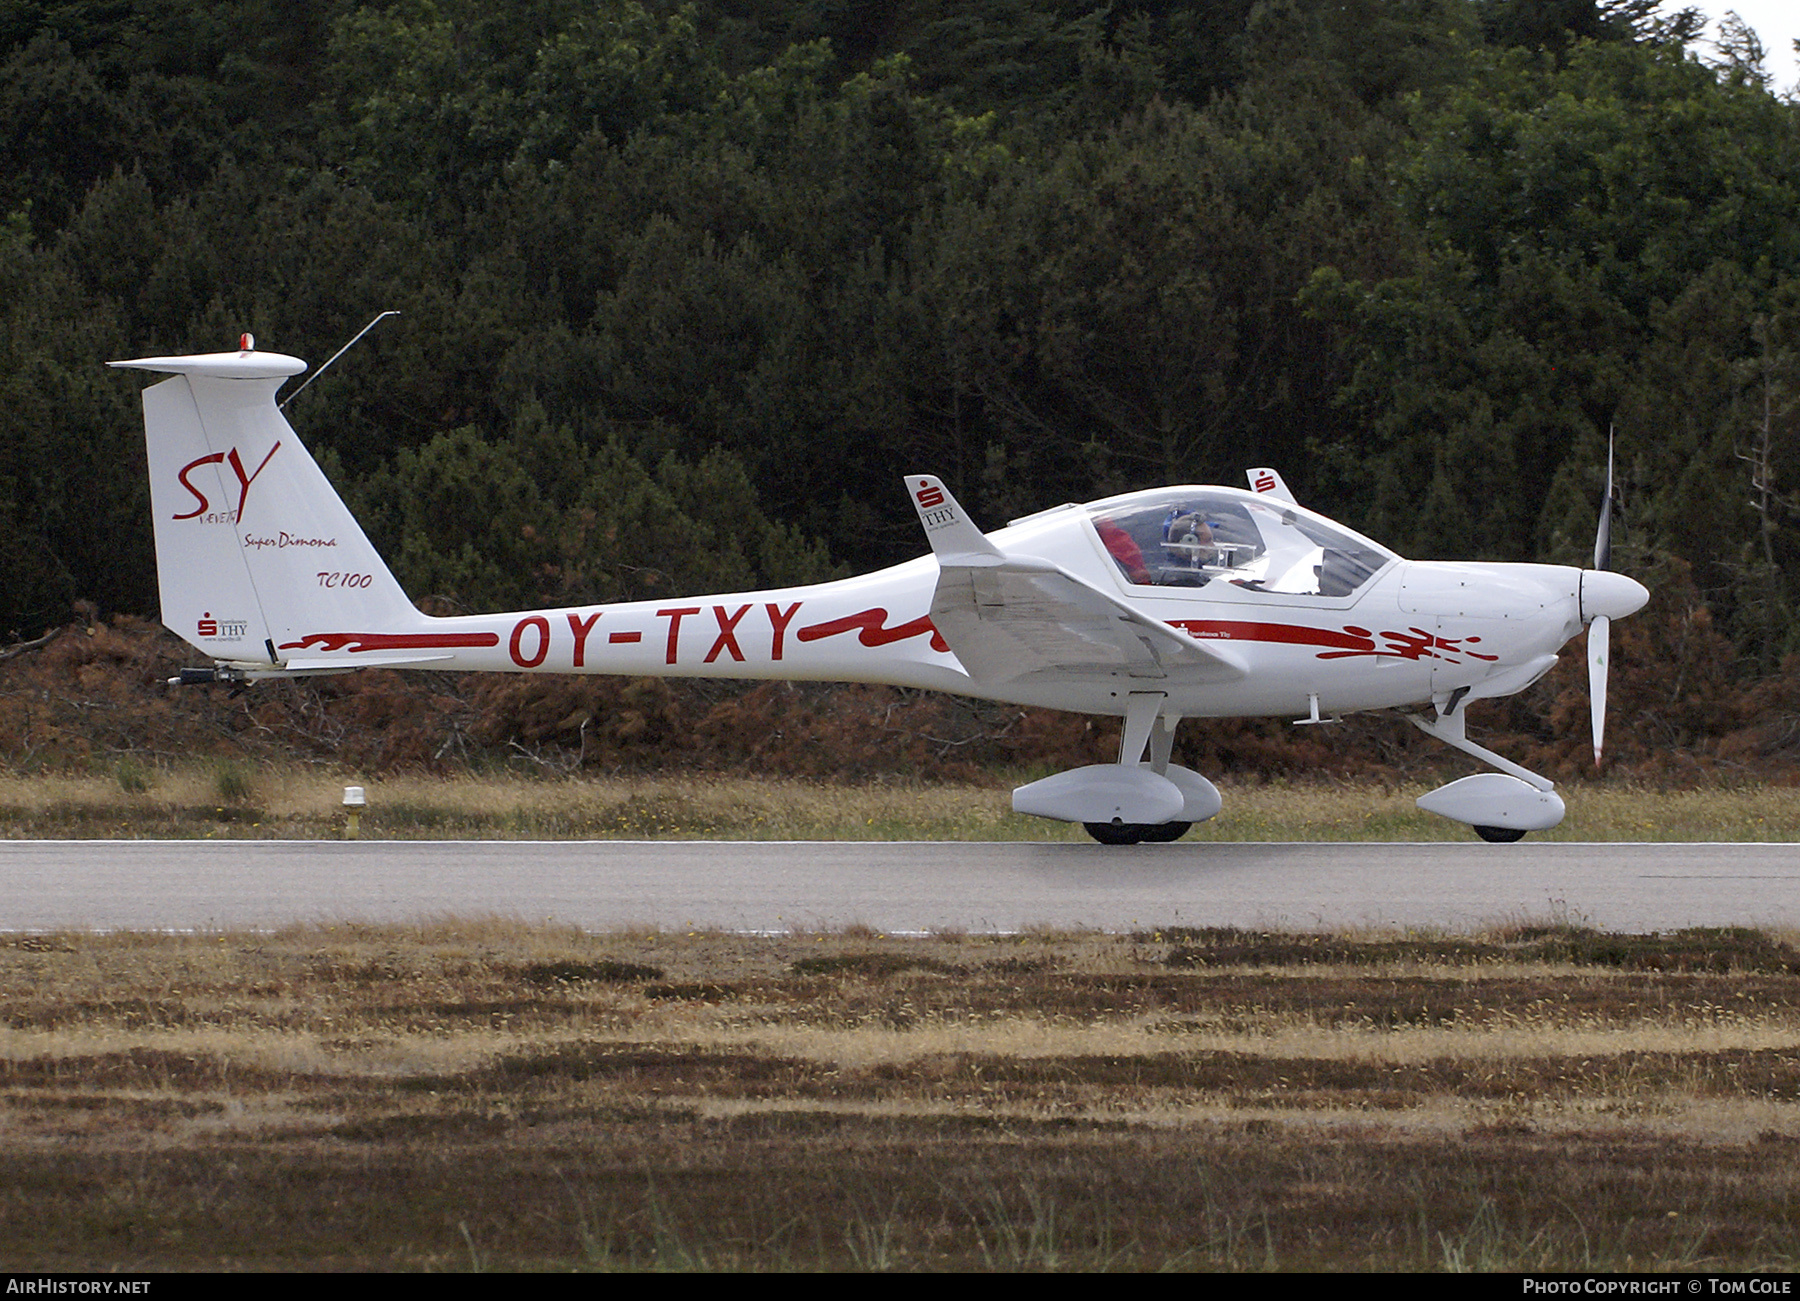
238, 333, 255, 352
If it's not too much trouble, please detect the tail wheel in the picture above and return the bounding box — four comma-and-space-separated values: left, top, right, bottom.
1473, 825, 1527, 844
1083, 821, 1193, 845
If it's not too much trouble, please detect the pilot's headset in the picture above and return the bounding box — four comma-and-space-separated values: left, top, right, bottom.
1161, 507, 1211, 568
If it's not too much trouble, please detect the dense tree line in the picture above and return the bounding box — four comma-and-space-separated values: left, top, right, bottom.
5, 0, 1800, 696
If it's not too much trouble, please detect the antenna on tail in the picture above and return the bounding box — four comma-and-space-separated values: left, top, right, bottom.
278, 310, 400, 411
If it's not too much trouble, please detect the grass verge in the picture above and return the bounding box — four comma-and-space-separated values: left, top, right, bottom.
4, 766, 1800, 840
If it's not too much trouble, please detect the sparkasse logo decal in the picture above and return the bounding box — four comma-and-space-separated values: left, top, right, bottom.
197, 612, 248, 641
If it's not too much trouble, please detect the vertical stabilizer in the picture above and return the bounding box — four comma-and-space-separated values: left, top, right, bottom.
112, 347, 421, 661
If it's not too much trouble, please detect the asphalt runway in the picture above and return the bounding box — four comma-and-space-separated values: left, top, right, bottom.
1, 839, 1796, 933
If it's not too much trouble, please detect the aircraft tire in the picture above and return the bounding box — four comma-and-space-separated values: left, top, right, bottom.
1139, 821, 1193, 843
1083, 822, 1146, 845
1472, 825, 1528, 844
1082, 821, 1192, 845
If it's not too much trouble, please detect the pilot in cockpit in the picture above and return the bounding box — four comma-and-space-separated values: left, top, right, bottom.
1159, 508, 1217, 583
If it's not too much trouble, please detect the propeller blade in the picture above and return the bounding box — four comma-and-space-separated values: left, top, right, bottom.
1594, 429, 1614, 571
1588, 613, 1610, 767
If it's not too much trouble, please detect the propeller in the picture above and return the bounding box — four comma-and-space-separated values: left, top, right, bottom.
1588, 611, 1610, 766
1593, 438, 1613, 572
1588, 431, 1616, 767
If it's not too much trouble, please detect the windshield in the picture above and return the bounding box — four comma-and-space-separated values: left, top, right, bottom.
1087, 491, 1392, 598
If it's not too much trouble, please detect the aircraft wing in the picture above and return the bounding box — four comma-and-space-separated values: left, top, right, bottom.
930, 558, 1245, 684
905, 475, 1245, 686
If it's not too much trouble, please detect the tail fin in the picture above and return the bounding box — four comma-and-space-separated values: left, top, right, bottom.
111, 344, 421, 664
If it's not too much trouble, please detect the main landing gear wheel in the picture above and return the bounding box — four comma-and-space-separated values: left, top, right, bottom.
1473, 825, 1528, 844
1083, 821, 1193, 845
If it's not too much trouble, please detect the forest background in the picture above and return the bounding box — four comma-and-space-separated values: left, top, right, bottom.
5, 0, 1800, 788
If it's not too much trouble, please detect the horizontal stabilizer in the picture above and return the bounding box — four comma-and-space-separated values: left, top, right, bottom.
110, 350, 306, 381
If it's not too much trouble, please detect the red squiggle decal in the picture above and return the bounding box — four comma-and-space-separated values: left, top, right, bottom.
1168, 620, 1498, 665
796, 609, 949, 654
1316, 626, 1499, 664
279, 632, 500, 653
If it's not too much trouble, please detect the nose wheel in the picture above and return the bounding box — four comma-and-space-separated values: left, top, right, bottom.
1472, 824, 1527, 843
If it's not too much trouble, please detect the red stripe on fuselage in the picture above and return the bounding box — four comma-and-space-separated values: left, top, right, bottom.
279, 632, 501, 653
1168, 620, 1377, 653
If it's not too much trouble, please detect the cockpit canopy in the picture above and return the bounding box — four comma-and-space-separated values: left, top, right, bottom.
1087, 490, 1395, 598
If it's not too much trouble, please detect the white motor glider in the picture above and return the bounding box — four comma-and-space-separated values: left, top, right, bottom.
112, 341, 1648, 843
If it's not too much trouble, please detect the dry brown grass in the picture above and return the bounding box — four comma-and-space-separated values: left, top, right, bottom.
1, 922, 1797, 1269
